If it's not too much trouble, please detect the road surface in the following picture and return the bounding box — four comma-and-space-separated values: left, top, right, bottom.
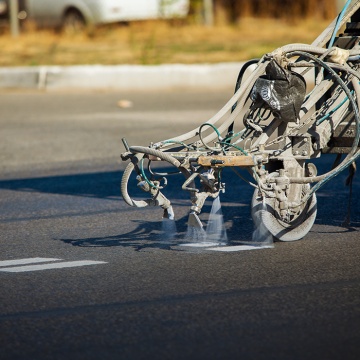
0, 89, 359, 360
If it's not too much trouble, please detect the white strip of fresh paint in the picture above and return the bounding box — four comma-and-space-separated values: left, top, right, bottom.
179, 242, 225, 247
208, 245, 273, 252
0, 260, 107, 273
0, 258, 62, 267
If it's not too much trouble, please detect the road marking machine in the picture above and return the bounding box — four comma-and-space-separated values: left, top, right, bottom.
121, 0, 360, 242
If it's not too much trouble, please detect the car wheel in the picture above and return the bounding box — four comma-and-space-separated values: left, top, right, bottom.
63, 9, 85, 34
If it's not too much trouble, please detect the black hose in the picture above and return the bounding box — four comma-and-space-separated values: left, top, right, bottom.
228, 59, 260, 136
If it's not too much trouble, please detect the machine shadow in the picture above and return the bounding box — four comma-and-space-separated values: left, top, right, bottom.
0, 170, 124, 200
1, 163, 358, 249
54, 167, 258, 249
58, 203, 255, 251
60, 219, 182, 251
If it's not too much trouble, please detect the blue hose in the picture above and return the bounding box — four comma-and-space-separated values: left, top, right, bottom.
328, 0, 352, 48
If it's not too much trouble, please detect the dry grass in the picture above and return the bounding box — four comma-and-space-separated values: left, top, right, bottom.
0, 18, 331, 66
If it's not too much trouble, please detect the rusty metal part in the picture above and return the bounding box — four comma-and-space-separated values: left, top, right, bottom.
197, 155, 255, 167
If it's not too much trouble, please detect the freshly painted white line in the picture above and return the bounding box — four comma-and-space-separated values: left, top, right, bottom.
0, 260, 107, 273
179, 242, 225, 248
208, 245, 273, 252
0, 258, 62, 267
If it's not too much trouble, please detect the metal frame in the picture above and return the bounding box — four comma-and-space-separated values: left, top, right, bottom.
121, 0, 360, 242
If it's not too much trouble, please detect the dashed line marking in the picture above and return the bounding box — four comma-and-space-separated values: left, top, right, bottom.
0, 259, 107, 273
0, 258, 61, 267
177, 243, 273, 252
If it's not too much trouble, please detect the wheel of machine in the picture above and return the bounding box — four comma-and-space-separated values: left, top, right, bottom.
251, 176, 317, 242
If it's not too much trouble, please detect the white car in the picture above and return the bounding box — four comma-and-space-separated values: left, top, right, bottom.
3, 0, 189, 31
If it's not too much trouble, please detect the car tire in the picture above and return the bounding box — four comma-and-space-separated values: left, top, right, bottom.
63, 9, 85, 34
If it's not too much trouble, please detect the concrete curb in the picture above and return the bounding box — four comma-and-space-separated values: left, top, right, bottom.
0, 63, 244, 90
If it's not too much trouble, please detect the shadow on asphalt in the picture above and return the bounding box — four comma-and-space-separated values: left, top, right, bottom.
56, 198, 257, 250
0, 170, 124, 200
0, 161, 359, 250
60, 219, 181, 251
58, 207, 259, 250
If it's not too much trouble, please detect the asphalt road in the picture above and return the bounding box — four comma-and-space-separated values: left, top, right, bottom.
0, 89, 359, 360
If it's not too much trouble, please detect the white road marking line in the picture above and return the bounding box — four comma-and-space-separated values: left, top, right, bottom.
0, 258, 62, 267
0, 260, 107, 273
179, 242, 225, 248
207, 245, 273, 252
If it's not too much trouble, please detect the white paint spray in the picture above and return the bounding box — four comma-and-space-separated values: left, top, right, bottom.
206, 196, 228, 244
183, 196, 228, 246
251, 199, 274, 248
185, 221, 207, 242
161, 218, 177, 240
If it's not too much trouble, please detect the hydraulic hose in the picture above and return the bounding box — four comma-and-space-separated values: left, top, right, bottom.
202, 45, 349, 148
121, 149, 186, 209
231, 58, 260, 113
284, 52, 360, 188
311, 0, 360, 48
130, 146, 181, 167
305, 76, 360, 193
328, 0, 352, 48
155, 45, 360, 151
129, 145, 192, 182
199, 61, 268, 146
121, 153, 149, 208
154, 59, 268, 149
278, 43, 360, 58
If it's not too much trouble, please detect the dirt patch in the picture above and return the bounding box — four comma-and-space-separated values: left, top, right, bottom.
0, 18, 330, 66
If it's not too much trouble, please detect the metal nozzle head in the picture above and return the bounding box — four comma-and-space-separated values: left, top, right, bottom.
163, 206, 175, 220
122, 137, 130, 151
